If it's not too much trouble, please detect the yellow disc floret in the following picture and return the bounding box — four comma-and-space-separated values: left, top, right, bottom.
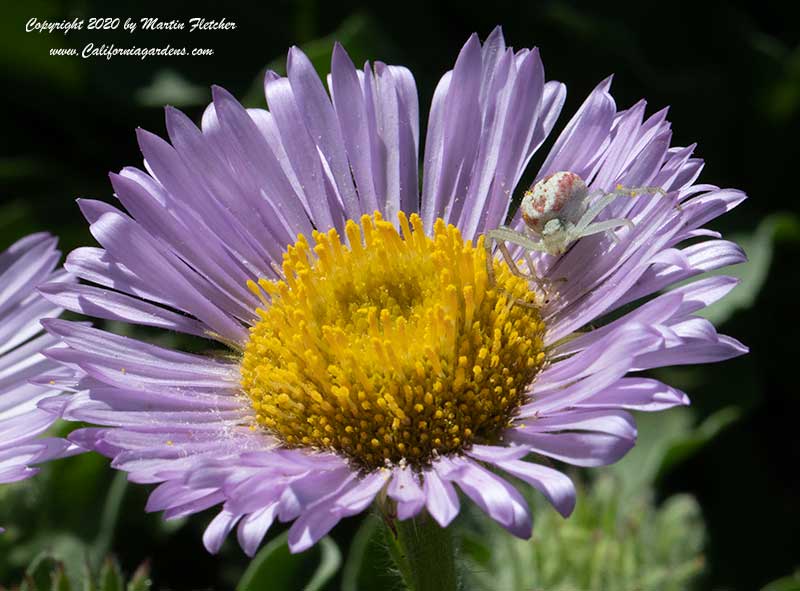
241, 212, 547, 470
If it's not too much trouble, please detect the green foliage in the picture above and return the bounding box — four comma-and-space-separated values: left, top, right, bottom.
763, 571, 800, 591
459, 407, 728, 591
699, 213, 800, 326
134, 70, 208, 108
0, 452, 161, 591
614, 407, 741, 491
0, 554, 150, 591
236, 533, 341, 591
462, 478, 704, 591
341, 515, 404, 591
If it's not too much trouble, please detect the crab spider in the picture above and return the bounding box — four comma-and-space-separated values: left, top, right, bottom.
485, 171, 667, 296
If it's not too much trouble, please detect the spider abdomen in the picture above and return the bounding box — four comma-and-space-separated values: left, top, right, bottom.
520, 171, 588, 234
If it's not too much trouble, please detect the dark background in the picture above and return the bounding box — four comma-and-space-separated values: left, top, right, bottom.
1, 1, 798, 589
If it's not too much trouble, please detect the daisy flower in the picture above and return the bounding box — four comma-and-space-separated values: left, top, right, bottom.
41, 28, 747, 564
0, 234, 75, 490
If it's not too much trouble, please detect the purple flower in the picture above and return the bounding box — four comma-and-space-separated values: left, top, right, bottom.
42, 28, 747, 555
0, 234, 76, 487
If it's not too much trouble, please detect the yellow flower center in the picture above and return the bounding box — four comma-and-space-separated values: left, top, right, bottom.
241, 212, 547, 470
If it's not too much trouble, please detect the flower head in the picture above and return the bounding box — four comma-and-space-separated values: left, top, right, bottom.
242, 212, 546, 470
43, 28, 747, 555
0, 234, 75, 487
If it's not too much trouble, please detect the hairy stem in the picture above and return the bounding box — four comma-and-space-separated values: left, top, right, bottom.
383, 512, 458, 591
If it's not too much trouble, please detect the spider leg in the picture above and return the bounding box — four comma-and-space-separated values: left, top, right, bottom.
511, 298, 542, 310
579, 218, 635, 239
617, 184, 686, 213
488, 230, 549, 282
492, 242, 540, 308
486, 227, 552, 253
615, 184, 667, 197
497, 241, 527, 279
485, 228, 562, 306
483, 235, 497, 286
573, 192, 619, 233
522, 251, 541, 283
522, 250, 537, 273
484, 230, 539, 285
502, 244, 559, 297
495, 242, 555, 299
520, 250, 565, 297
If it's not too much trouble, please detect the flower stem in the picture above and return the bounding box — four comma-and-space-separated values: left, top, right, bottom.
384, 513, 458, 591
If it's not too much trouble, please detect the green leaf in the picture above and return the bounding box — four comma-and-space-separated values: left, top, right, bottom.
23, 552, 61, 591
6, 535, 92, 591
656, 406, 741, 477
236, 532, 341, 591
609, 405, 739, 495
125, 562, 152, 591
97, 558, 123, 591
51, 564, 72, 591
8, 554, 150, 591
80, 559, 95, 591
305, 537, 342, 591
341, 515, 401, 591
699, 212, 799, 325
459, 531, 493, 569
52, 565, 72, 591
90, 473, 129, 568
135, 70, 209, 108
762, 570, 800, 591
459, 397, 739, 591
461, 475, 706, 591
609, 409, 695, 495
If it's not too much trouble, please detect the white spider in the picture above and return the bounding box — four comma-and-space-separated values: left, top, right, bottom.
485, 171, 666, 295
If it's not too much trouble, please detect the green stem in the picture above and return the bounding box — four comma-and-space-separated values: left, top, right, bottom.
383, 513, 458, 591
